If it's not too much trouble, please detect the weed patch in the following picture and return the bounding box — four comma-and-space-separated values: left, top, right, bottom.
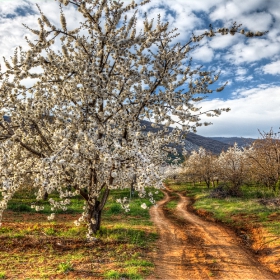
57, 261, 74, 273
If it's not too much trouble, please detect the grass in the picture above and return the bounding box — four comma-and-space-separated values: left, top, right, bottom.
0, 187, 164, 279
6, 191, 84, 214
57, 261, 74, 273
103, 266, 144, 279
124, 259, 154, 267
165, 200, 178, 210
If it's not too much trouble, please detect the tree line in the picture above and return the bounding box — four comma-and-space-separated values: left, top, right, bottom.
167, 130, 280, 196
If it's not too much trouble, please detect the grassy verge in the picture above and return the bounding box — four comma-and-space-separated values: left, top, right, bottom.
164, 191, 179, 210
0, 188, 163, 279
166, 180, 280, 273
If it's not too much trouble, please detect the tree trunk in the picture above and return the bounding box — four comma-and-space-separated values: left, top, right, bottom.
130, 174, 136, 200
88, 201, 102, 233
43, 191, 48, 201
87, 187, 110, 234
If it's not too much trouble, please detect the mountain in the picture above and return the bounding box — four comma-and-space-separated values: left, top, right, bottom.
184, 132, 231, 154
141, 120, 230, 154
210, 137, 255, 147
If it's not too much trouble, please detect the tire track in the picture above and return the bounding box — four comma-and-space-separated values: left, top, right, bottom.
149, 189, 277, 280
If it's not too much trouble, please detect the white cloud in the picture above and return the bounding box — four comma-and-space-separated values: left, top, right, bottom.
207, 1, 278, 66
235, 75, 253, 82
210, 0, 267, 23
262, 60, 280, 75
234, 67, 253, 82
192, 43, 214, 63
236, 67, 247, 76
0, 0, 34, 17
197, 85, 280, 137
268, 1, 280, 21
175, 0, 224, 12
225, 79, 233, 86
225, 39, 280, 64
237, 12, 273, 31
209, 34, 239, 50
142, 0, 224, 14
0, 0, 84, 71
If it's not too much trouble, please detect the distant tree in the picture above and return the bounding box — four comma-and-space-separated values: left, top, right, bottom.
184, 147, 217, 188
216, 143, 248, 195
246, 129, 280, 191
0, 0, 266, 236
164, 165, 184, 181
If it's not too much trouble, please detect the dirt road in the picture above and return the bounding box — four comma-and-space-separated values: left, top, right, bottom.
149, 189, 277, 280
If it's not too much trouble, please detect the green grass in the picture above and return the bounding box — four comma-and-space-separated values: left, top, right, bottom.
7, 193, 85, 214
165, 200, 178, 210
0, 272, 6, 279
103, 188, 164, 226
57, 261, 74, 273
95, 224, 158, 247
166, 180, 208, 198
103, 268, 143, 280
124, 259, 154, 267
0, 187, 163, 279
104, 270, 122, 279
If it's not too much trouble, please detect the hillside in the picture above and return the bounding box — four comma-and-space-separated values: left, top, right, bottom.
141, 120, 230, 154
185, 132, 231, 154
210, 137, 255, 147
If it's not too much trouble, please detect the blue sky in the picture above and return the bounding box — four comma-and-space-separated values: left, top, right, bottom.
1, 0, 280, 138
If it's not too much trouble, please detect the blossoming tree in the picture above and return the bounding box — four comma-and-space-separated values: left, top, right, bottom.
216, 143, 249, 195
185, 147, 218, 188
0, 0, 266, 236
246, 130, 280, 190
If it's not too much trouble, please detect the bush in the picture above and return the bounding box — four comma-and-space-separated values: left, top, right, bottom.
258, 198, 280, 208
108, 204, 122, 215
8, 203, 32, 212
209, 184, 242, 198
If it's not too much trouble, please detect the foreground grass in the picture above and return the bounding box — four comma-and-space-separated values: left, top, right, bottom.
0, 188, 163, 279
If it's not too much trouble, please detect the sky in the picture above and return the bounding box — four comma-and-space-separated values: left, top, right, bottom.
0, 0, 280, 138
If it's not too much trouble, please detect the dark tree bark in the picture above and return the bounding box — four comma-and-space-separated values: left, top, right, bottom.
87, 187, 110, 234
88, 201, 102, 233
43, 191, 48, 201
205, 179, 211, 189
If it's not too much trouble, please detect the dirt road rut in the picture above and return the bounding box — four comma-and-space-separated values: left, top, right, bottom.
149, 189, 277, 280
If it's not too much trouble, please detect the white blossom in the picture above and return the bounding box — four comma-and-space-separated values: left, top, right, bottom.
141, 203, 148, 209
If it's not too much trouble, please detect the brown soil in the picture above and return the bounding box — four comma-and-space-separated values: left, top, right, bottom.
148, 188, 278, 280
